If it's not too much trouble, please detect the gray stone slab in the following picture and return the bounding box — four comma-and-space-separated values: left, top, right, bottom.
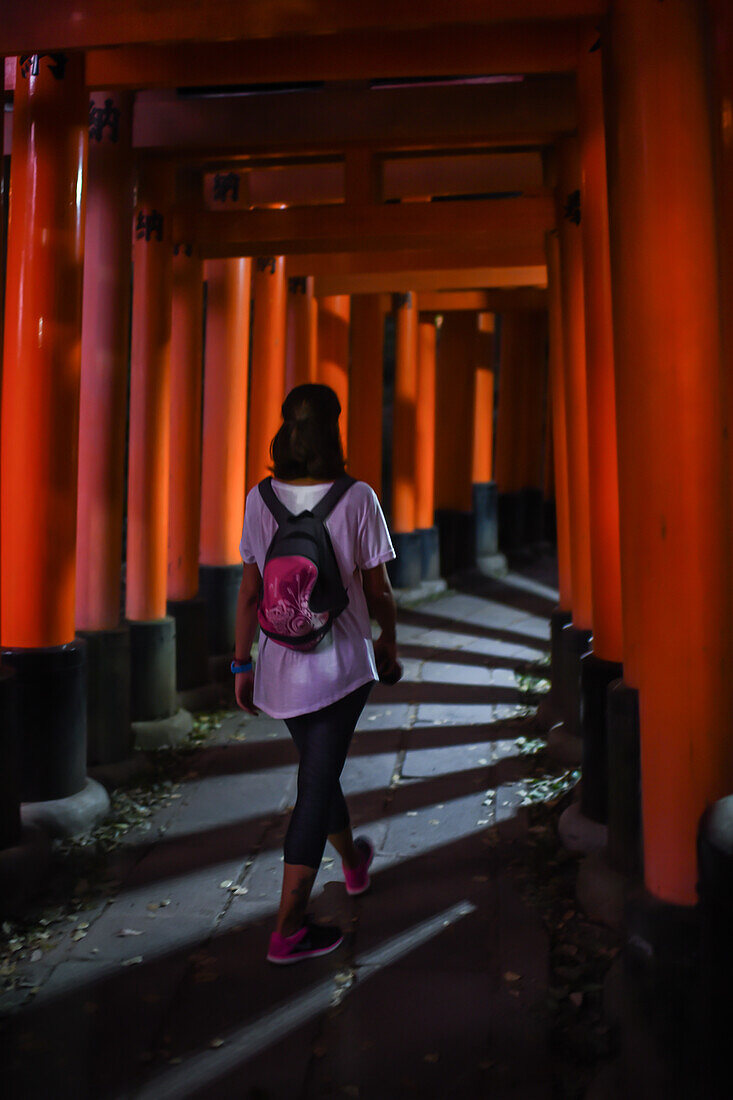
420, 659, 494, 686
414, 701, 521, 727
402, 742, 493, 779
356, 701, 413, 731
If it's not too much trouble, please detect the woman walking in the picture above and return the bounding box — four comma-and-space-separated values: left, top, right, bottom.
234, 384, 398, 964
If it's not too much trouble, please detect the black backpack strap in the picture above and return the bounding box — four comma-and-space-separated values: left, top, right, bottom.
258, 477, 292, 527
311, 475, 357, 521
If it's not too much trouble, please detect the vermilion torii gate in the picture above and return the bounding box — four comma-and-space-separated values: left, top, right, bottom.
2, 9, 733, 1065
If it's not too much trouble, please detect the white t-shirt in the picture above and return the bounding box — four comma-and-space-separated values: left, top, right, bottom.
239, 479, 395, 719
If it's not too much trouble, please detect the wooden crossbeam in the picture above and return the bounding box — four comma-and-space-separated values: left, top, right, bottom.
285, 246, 547, 277
312, 266, 547, 296
2, 2, 607, 54
86, 22, 588, 90
185, 196, 555, 257
420, 288, 548, 312
134, 78, 575, 152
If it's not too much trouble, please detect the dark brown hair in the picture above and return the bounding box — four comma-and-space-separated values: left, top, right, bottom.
270, 384, 346, 480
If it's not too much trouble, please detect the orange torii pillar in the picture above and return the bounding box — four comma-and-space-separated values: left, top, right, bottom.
349, 293, 384, 495
416, 314, 440, 581
76, 91, 134, 768
603, 0, 732, 908
126, 163, 192, 744
247, 256, 287, 490
317, 295, 350, 451
494, 311, 546, 554
390, 293, 421, 588
199, 258, 252, 660
0, 53, 108, 833
166, 242, 207, 691
546, 232, 574, 721
577, 45, 626, 830
286, 276, 317, 390
555, 138, 593, 740
472, 312, 500, 565
434, 312, 477, 576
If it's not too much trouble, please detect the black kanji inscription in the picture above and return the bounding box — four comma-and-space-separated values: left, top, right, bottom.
19, 53, 67, 80
212, 172, 240, 203
89, 97, 121, 143
136, 210, 165, 242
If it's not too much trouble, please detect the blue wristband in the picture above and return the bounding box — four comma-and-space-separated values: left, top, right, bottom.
231, 660, 253, 675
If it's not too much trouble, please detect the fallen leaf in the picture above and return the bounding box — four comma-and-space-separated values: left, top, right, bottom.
117, 929, 144, 937
504, 971, 521, 982
30, 950, 42, 963
569, 991, 583, 1008
406, 811, 418, 817
121, 956, 143, 967
71, 931, 87, 942
210, 1038, 225, 1049
219, 881, 233, 890
429, 820, 440, 826
424, 1053, 440, 1063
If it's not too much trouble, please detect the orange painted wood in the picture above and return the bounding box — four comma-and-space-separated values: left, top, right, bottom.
392, 293, 419, 533
416, 319, 438, 529
288, 246, 547, 278
77, 91, 133, 632
126, 161, 174, 622
1, 54, 87, 648
6, 3, 605, 54
472, 315, 495, 484
578, 47, 623, 664
493, 313, 524, 494
518, 312, 547, 492
605, 0, 732, 905
286, 276, 317, 390
189, 197, 555, 258
313, 265, 547, 297
247, 257, 287, 490
557, 138, 593, 634
136, 78, 576, 152
199, 259, 251, 568
86, 21, 586, 90
434, 312, 476, 511
167, 244, 205, 601
349, 294, 384, 494
546, 233, 573, 611
317, 295, 351, 450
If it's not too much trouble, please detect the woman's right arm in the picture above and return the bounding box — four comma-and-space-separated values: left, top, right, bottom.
362, 563, 398, 676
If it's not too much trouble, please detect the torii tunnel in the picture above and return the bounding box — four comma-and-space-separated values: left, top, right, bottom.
3, 0, 733, 1069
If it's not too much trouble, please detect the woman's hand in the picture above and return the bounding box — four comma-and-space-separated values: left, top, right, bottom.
374, 635, 398, 679
235, 670, 258, 715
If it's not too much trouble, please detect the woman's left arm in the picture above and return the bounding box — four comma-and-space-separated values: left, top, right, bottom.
234, 561, 261, 714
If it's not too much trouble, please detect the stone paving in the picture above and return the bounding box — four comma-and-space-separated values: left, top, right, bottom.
2, 562, 561, 1100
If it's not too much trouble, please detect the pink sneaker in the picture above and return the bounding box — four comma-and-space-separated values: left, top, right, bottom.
267, 919, 343, 964
343, 836, 375, 896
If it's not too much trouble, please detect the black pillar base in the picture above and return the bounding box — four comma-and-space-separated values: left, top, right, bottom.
128, 618, 176, 723
550, 607, 573, 720
520, 487, 545, 546
497, 491, 524, 555
388, 531, 422, 589
77, 626, 132, 767
167, 596, 209, 691
472, 481, 498, 557
416, 526, 440, 582
606, 678, 642, 878
698, 796, 733, 1097
580, 651, 623, 824
434, 508, 476, 577
557, 623, 592, 738
199, 564, 242, 657
0, 665, 20, 849
2, 642, 87, 803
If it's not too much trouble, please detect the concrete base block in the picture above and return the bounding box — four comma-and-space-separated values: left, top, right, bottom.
416, 526, 441, 582
21, 777, 110, 840
559, 800, 608, 854
388, 531, 423, 589
178, 680, 234, 713
549, 607, 573, 723
393, 578, 448, 608
77, 625, 132, 767
580, 651, 623, 824
557, 622, 592, 738
0, 825, 52, 918
475, 552, 508, 577
132, 707, 194, 751
546, 721, 583, 767
89, 753, 155, 792
576, 850, 627, 928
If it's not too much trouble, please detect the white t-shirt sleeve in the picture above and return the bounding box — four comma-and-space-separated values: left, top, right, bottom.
354, 485, 396, 570
239, 488, 259, 565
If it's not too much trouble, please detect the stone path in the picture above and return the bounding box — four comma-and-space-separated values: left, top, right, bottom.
2, 562, 561, 1100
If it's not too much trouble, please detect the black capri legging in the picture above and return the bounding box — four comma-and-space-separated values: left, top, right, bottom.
283, 681, 372, 869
